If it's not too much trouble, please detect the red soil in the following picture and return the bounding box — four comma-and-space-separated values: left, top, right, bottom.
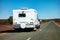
0, 25, 14, 32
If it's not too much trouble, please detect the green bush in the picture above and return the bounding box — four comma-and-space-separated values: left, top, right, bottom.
8, 16, 13, 24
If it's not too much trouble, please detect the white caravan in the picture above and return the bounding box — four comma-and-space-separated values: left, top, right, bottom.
13, 8, 40, 30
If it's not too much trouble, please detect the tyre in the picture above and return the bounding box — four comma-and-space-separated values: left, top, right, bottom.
35, 25, 40, 29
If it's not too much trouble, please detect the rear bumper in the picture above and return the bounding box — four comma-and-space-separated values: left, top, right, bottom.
13, 24, 35, 29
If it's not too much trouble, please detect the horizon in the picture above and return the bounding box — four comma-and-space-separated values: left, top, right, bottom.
0, 16, 60, 20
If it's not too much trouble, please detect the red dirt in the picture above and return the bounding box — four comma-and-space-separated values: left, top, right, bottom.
41, 21, 60, 26
54, 21, 60, 26
0, 25, 14, 32
55, 22, 60, 25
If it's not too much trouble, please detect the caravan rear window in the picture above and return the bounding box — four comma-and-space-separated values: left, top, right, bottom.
18, 14, 26, 17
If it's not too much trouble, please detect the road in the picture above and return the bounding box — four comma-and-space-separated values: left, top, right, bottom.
0, 22, 60, 40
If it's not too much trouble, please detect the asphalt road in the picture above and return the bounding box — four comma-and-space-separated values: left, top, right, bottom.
0, 22, 60, 40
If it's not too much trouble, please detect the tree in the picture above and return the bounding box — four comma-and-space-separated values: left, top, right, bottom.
8, 16, 13, 24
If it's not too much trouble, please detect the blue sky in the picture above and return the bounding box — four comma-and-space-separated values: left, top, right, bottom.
0, 0, 60, 19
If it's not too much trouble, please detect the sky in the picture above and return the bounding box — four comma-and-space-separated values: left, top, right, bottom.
0, 0, 60, 19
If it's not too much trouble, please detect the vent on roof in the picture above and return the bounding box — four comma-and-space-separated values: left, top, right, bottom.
21, 8, 28, 10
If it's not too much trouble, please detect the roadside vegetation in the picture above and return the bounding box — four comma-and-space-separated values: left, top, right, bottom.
0, 16, 13, 25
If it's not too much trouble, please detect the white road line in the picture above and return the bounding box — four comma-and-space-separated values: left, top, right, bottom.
26, 37, 31, 40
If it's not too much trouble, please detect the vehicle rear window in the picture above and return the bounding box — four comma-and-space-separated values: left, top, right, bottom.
18, 14, 26, 17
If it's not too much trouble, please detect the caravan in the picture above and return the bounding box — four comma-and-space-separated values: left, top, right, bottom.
13, 8, 40, 30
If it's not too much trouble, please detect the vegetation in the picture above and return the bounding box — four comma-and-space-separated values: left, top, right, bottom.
0, 16, 13, 25
8, 16, 13, 24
